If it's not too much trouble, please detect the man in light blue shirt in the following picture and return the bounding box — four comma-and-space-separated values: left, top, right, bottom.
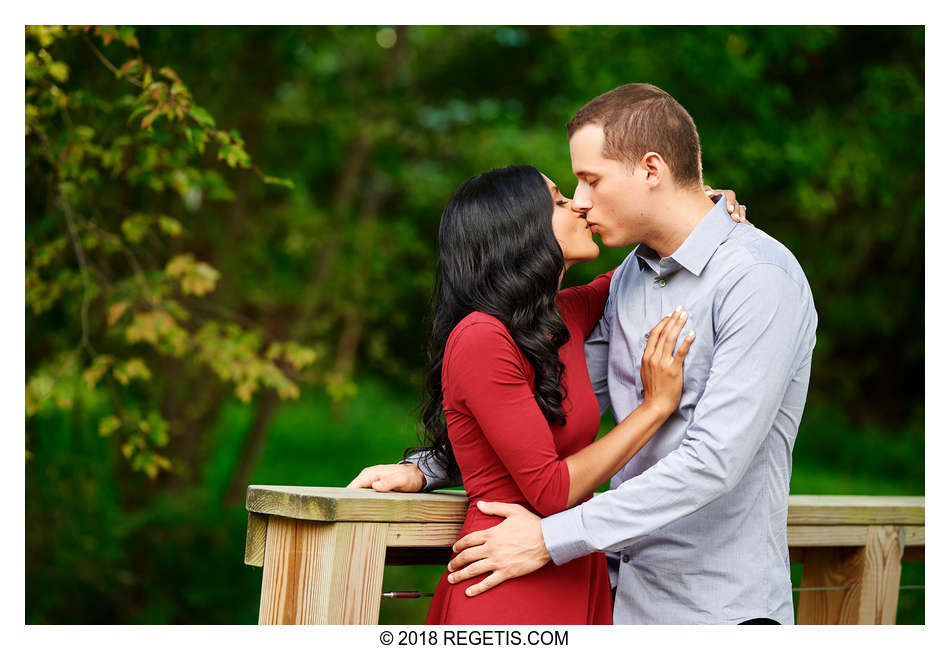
351, 83, 817, 624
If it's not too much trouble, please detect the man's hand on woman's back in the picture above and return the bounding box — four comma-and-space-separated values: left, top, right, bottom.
346, 463, 426, 492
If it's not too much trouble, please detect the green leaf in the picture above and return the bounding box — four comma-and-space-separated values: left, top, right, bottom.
107, 301, 130, 326
112, 358, 151, 385
82, 355, 115, 388
158, 66, 181, 83
165, 253, 220, 296
158, 215, 183, 236
261, 175, 295, 189
189, 106, 215, 129
98, 415, 121, 437
121, 214, 150, 244
47, 61, 69, 82
140, 108, 163, 129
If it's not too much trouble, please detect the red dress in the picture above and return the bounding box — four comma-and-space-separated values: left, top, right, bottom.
425, 271, 615, 625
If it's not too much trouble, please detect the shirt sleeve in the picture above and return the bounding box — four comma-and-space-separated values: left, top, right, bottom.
400, 451, 456, 492
541, 263, 817, 564
557, 268, 616, 337
446, 321, 571, 517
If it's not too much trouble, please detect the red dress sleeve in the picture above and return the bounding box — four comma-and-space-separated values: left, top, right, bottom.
556, 268, 616, 336
444, 320, 571, 516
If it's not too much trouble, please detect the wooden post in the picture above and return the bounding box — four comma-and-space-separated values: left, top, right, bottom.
246, 486, 467, 625
797, 525, 904, 624
245, 489, 923, 625
789, 496, 923, 625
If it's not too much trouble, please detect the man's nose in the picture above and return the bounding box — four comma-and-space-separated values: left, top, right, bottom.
572, 189, 593, 212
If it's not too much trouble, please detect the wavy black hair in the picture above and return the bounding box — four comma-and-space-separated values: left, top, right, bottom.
405, 165, 570, 484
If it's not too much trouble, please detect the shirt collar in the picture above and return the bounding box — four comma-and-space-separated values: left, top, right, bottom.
635, 195, 737, 277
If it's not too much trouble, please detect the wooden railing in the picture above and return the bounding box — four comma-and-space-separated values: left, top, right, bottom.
244, 486, 924, 625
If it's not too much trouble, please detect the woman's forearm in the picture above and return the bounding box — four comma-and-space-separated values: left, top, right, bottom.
563, 402, 669, 507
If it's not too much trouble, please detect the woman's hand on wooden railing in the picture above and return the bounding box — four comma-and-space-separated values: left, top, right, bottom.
346, 463, 426, 492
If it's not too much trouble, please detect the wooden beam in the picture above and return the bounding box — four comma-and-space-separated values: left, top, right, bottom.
788, 525, 868, 547
787, 525, 925, 548
386, 523, 464, 547
246, 485, 468, 523
788, 496, 924, 526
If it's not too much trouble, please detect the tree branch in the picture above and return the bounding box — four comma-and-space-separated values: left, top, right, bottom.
82, 32, 143, 88
58, 196, 97, 358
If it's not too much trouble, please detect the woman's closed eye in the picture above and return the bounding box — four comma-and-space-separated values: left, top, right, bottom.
555, 200, 569, 206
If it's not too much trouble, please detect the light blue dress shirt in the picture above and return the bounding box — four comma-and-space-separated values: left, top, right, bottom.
408, 196, 817, 624
541, 196, 818, 624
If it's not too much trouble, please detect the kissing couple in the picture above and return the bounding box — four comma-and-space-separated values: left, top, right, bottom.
349, 82, 818, 625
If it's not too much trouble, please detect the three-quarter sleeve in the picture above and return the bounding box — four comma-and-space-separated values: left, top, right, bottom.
444, 320, 571, 517
556, 268, 616, 337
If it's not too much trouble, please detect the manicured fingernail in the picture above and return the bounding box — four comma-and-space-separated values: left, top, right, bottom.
688, 330, 695, 338
679, 310, 688, 320
466, 588, 473, 596
674, 305, 683, 313
729, 203, 735, 212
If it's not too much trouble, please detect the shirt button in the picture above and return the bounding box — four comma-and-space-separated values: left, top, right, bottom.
644, 332, 650, 340
621, 554, 630, 563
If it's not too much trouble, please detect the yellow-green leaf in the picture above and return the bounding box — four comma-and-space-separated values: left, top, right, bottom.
107, 301, 130, 326
121, 214, 149, 244
158, 216, 182, 236
112, 358, 151, 385
98, 415, 121, 437
82, 354, 115, 388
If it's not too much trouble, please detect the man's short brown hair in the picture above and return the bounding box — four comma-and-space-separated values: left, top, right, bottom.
566, 83, 702, 187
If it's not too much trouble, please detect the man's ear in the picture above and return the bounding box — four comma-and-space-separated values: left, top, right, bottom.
641, 151, 665, 187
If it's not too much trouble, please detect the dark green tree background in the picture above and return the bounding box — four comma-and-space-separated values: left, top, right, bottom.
26, 26, 923, 624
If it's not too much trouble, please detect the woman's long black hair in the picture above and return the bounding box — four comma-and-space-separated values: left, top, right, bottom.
405, 165, 570, 484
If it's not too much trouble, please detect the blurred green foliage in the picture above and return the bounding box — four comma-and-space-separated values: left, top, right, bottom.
26, 26, 923, 624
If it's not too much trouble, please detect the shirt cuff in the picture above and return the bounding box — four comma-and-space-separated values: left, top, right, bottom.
396, 459, 428, 490
400, 454, 451, 492
541, 504, 596, 565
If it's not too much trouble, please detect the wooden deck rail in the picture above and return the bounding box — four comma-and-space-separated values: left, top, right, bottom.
244, 486, 924, 625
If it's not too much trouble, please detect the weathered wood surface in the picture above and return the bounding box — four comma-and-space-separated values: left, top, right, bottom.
797, 525, 904, 624
244, 511, 268, 567
257, 516, 390, 624
245, 489, 925, 625
787, 495, 924, 525
787, 524, 924, 548
246, 485, 467, 523
247, 488, 923, 525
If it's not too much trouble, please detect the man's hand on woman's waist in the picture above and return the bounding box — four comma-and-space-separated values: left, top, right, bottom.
446, 500, 550, 596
